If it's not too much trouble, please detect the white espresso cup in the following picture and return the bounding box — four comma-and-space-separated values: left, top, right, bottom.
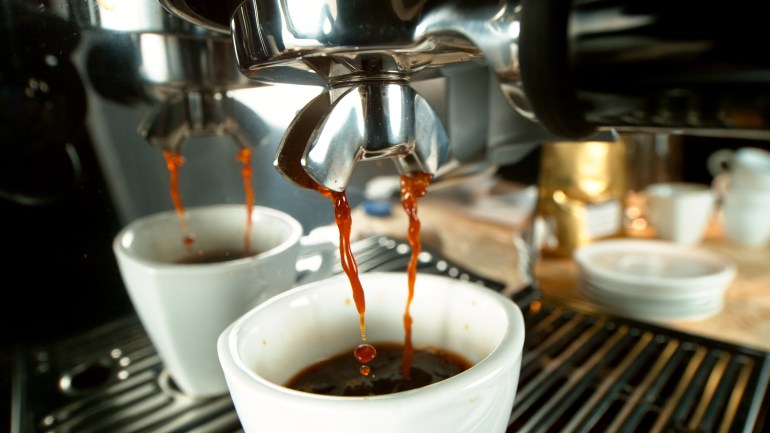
645, 182, 715, 246
113, 204, 334, 397
218, 272, 525, 433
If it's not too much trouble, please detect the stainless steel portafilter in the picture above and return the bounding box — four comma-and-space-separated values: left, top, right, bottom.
275, 82, 449, 192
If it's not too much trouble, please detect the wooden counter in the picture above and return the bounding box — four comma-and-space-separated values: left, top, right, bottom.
350, 195, 770, 354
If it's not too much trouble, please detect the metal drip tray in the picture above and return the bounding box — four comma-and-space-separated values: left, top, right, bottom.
12, 236, 770, 433
511, 299, 770, 433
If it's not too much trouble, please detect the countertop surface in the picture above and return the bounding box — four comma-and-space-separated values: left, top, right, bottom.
349, 190, 770, 354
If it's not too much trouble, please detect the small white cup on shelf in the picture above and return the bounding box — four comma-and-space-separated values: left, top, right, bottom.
645, 182, 716, 246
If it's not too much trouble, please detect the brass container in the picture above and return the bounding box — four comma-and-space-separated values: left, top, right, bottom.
537, 139, 628, 257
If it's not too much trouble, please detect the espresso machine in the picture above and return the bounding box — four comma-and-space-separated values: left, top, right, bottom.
5, 0, 770, 432
156, 0, 770, 194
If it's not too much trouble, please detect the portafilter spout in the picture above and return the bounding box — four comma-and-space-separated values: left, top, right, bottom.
275, 82, 449, 192
138, 90, 270, 153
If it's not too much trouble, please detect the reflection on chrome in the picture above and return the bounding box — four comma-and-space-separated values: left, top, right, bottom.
277, 82, 449, 192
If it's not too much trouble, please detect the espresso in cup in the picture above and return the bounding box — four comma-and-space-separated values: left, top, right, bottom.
286, 341, 472, 396
176, 248, 261, 264
217, 272, 525, 433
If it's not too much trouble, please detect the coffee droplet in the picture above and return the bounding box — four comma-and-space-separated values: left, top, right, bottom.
359, 365, 371, 376
354, 343, 377, 364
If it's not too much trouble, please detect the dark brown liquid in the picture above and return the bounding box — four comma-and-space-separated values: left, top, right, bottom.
285, 342, 472, 397
162, 150, 194, 253
309, 174, 432, 377
399, 172, 432, 377
163, 147, 256, 257
176, 249, 257, 264
328, 189, 367, 341
307, 184, 368, 343
236, 147, 255, 256
273, 136, 435, 378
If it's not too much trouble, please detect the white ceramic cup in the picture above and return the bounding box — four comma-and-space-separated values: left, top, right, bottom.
113, 204, 334, 397
722, 185, 770, 248
645, 182, 715, 246
218, 272, 525, 433
707, 147, 770, 189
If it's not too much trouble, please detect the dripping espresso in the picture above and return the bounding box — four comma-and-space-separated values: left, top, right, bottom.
285, 342, 472, 397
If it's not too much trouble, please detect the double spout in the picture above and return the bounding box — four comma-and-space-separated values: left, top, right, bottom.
138, 90, 270, 153
275, 81, 449, 192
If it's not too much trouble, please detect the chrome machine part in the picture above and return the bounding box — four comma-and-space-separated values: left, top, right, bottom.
276, 82, 449, 192
59, 0, 270, 153
159, 0, 770, 150
159, 0, 540, 191
138, 90, 269, 153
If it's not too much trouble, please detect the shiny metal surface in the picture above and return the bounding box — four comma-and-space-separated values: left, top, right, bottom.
276, 82, 449, 192
129, 33, 250, 91
229, 1, 491, 85
120, 31, 268, 152
161, 0, 770, 143
138, 90, 270, 152
60, 0, 271, 154
55, 0, 209, 34
158, 0, 532, 191
229, 0, 525, 190
156, 0, 238, 34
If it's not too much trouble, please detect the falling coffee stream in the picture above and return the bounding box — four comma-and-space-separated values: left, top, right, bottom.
163, 148, 256, 257
312, 187, 374, 376
399, 172, 432, 378
321, 188, 368, 342
162, 149, 194, 253
311, 172, 432, 378
236, 147, 255, 256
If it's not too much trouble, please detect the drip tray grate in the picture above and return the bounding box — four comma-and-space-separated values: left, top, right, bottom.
510, 299, 770, 433
12, 236, 770, 433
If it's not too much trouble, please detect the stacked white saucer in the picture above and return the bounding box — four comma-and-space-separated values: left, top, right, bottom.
573, 239, 736, 323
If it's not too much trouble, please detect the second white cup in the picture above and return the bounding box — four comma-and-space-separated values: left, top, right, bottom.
113, 204, 334, 397
645, 182, 715, 246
